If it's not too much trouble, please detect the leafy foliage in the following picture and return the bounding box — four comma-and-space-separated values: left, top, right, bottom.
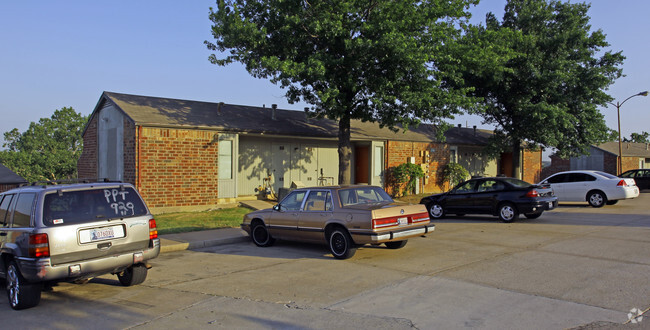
391, 163, 425, 196
0, 107, 87, 182
206, 0, 479, 183
442, 0, 624, 175
626, 132, 650, 144
441, 163, 469, 189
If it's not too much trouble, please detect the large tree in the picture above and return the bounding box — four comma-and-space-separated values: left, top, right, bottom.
205, 0, 478, 184
445, 0, 624, 178
0, 107, 87, 182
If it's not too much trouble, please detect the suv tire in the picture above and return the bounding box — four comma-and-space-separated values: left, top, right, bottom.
117, 264, 148, 286
7, 260, 42, 310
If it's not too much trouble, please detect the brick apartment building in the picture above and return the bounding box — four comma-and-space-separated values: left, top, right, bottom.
78, 92, 542, 213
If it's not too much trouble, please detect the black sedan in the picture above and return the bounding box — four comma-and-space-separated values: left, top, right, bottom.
419, 177, 558, 222
620, 169, 650, 190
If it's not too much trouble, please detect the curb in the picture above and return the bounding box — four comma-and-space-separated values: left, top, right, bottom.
160, 236, 249, 253
159, 228, 250, 253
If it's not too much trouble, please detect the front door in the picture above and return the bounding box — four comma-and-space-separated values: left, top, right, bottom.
355, 145, 370, 184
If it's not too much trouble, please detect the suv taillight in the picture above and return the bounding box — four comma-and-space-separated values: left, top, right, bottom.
149, 219, 158, 240
29, 233, 50, 258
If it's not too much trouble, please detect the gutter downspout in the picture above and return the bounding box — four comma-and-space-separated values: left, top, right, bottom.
137, 125, 142, 190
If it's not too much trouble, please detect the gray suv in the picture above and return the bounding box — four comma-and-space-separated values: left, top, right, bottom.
0, 181, 160, 309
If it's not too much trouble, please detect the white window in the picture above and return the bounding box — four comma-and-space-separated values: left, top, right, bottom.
449, 146, 458, 163
374, 146, 384, 177
218, 140, 233, 179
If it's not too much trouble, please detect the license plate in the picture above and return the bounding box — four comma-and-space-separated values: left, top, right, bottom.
79, 225, 125, 243
398, 217, 408, 226
548, 201, 553, 209
92, 227, 114, 241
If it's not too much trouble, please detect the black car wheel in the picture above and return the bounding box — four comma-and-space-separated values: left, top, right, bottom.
587, 191, 606, 208
385, 240, 408, 249
498, 203, 518, 223
251, 221, 275, 247
524, 212, 543, 219
118, 264, 148, 286
428, 203, 445, 219
6, 260, 42, 310
328, 228, 356, 259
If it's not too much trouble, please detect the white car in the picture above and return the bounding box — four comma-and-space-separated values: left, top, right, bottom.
539, 170, 639, 207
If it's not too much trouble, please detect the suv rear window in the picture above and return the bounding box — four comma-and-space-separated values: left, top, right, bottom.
43, 187, 147, 226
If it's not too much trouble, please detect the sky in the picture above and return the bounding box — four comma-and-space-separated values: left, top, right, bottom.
1, 1, 648, 146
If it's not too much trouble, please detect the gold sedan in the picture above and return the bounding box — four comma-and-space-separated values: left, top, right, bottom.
241, 185, 435, 259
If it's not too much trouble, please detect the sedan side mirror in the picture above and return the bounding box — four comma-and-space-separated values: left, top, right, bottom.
273, 204, 280, 211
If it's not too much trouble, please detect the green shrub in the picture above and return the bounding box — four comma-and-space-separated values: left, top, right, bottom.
391, 163, 425, 196
442, 163, 469, 190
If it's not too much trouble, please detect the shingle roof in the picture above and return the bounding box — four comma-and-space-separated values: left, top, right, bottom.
594, 141, 650, 157
96, 91, 491, 145
0, 164, 26, 184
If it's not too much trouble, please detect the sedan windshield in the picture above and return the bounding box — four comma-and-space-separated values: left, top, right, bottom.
338, 187, 393, 206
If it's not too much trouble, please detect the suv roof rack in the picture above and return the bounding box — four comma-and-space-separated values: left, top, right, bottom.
20, 178, 123, 187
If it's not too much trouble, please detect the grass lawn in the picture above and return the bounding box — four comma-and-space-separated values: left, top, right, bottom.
152, 194, 433, 235
153, 207, 251, 235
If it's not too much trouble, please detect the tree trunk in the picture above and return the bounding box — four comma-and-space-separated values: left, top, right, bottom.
512, 140, 521, 180
338, 112, 352, 185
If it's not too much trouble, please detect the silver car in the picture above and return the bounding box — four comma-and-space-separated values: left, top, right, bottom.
0, 181, 160, 309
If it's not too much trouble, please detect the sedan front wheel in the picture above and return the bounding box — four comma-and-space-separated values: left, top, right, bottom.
498, 203, 518, 223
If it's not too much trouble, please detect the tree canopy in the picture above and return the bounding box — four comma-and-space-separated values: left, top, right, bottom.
0, 107, 87, 182
206, 0, 478, 184
444, 0, 624, 177
626, 132, 650, 144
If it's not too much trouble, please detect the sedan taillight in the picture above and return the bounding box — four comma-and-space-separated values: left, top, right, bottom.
617, 180, 628, 187
149, 219, 158, 240
373, 217, 399, 229
29, 233, 50, 258
525, 190, 539, 198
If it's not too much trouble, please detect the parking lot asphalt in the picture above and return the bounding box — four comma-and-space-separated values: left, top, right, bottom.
159, 193, 649, 254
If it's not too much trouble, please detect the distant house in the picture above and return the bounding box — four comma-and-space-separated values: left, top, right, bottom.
542, 142, 650, 178
78, 92, 541, 213
0, 164, 27, 192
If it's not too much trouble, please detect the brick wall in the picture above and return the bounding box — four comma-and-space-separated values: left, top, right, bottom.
540, 154, 570, 179
603, 153, 618, 175
621, 156, 640, 174
0, 184, 20, 193
522, 149, 542, 183
77, 115, 98, 179
385, 141, 449, 195
123, 120, 136, 184
137, 127, 219, 211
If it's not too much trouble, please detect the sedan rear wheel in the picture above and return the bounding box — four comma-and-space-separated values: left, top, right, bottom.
587, 191, 606, 208
498, 203, 518, 223
328, 228, 356, 259
428, 203, 445, 219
